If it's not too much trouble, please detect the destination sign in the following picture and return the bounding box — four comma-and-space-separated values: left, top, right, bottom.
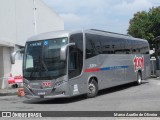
29, 42, 42, 47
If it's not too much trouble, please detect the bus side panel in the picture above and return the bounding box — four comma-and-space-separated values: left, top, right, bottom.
83, 54, 133, 91
99, 54, 126, 89
67, 55, 150, 97
132, 54, 151, 80
81, 56, 105, 90
125, 54, 137, 82
98, 54, 116, 89
68, 75, 88, 96
143, 54, 151, 79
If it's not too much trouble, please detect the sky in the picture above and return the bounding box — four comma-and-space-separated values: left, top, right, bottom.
42, 0, 160, 34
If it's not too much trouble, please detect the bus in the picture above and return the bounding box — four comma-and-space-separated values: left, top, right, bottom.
11, 29, 151, 99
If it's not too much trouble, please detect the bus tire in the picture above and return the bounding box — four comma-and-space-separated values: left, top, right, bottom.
136, 72, 142, 85
86, 79, 98, 98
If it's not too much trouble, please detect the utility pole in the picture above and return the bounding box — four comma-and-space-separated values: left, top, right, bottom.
33, 0, 37, 34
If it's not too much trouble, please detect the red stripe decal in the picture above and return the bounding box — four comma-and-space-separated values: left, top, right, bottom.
84, 68, 100, 73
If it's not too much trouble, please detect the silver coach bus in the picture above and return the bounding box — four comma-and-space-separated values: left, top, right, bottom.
11, 29, 150, 99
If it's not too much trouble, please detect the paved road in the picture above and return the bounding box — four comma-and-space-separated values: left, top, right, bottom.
0, 78, 160, 119
1, 78, 160, 111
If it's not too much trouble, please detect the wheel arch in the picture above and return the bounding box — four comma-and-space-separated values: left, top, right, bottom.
87, 75, 98, 84
86, 75, 99, 98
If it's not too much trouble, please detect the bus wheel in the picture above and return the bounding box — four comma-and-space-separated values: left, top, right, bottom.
136, 72, 142, 85
87, 79, 98, 98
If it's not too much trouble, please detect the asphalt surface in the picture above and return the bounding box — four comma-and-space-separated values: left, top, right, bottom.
0, 78, 160, 119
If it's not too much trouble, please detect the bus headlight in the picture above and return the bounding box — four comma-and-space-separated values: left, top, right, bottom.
55, 81, 65, 87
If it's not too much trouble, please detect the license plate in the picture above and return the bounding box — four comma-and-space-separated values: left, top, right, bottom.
38, 91, 45, 95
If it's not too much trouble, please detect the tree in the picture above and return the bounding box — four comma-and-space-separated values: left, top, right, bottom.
128, 7, 160, 46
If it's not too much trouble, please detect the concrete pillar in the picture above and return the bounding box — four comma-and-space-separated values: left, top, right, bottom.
0, 46, 12, 89
3, 47, 12, 77
0, 47, 4, 78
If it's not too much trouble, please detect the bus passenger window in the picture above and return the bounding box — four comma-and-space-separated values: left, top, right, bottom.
86, 34, 102, 58
69, 52, 77, 70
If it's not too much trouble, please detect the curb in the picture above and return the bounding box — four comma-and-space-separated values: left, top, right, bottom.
0, 92, 17, 96
0, 89, 18, 96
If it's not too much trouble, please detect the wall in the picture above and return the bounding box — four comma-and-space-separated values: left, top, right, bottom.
0, 0, 64, 88
0, 0, 64, 46
36, 0, 64, 34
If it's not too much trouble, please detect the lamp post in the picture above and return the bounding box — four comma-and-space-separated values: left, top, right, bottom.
33, 0, 37, 34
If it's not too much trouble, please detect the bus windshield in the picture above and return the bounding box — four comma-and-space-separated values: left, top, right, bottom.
23, 38, 68, 80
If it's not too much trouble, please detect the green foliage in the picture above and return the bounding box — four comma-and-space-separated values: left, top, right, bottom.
128, 7, 160, 45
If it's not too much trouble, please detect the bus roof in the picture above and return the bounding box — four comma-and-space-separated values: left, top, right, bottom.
84, 29, 147, 42
27, 30, 71, 42
27, 29, 147, 43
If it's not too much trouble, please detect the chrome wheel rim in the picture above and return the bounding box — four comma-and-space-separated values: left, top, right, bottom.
88, 83, 96, 95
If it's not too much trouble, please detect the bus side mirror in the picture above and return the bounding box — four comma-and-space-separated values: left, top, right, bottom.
60, 43, 75, 61
11, 48, 24, 64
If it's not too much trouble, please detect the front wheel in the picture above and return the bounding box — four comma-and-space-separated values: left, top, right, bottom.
86, 79, 98, 98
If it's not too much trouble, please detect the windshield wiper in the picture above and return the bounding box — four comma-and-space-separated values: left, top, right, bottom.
41, 59, 48, 72
29, 66, 39, 79
29, 57, 48, 79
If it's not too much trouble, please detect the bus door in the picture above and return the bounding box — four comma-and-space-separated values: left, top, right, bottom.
68, 33, 85, 95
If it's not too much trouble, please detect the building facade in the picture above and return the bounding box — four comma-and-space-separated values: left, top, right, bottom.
0, 0, 64, 88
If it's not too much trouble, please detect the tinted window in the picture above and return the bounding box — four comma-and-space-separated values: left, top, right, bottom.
100, 36, 114, 54
130, 40, 139, 54
141, 42, 150, 54
129, 40, 149, 54
23, 38, 68, 80
69, 33, 83, 79
86, 33, 149, 56
125, 39, 132, 54
112, 38, 127, 54
85, 34, 102, 59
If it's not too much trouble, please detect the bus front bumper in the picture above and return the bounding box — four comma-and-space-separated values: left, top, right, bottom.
24, 82, 71, 99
